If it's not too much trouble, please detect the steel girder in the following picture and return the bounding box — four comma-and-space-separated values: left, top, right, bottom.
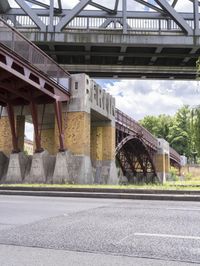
1, 0, 198, 35
1, 1, 199, 79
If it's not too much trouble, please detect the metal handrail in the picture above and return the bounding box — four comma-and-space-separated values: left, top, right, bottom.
115, 108, 158, 149
0, 17, 70, 91
170, 147, 181, 164
1, 13, 194, 34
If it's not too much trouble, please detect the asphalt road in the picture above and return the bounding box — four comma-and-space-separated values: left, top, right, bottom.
0, 196, 200, 265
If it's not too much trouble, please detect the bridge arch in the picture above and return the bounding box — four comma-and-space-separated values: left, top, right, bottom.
116, 135, 157, 184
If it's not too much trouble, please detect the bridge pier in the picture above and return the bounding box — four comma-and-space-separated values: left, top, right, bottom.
155, 139, 170, 183
0, 74, 117, 185
52, 74, 118, 184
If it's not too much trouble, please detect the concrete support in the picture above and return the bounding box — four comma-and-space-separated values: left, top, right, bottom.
0, 116, 12, 156
155, 139, 170, 183
26, 151, 55, 183
0, 152, 8, 182
91, 122, 118, 184
53, 111, 94, 184
6, 152, 30, 183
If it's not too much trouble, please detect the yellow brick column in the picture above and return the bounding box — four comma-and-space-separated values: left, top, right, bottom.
91, 124, 115, 162
55, 111, 90, 156
155, 153, 166, 183
41, 128, 55, 155
16, 115, 25, 152
91, 126, 103, 161
165, 153, 170, 174
102, 125, 115, 161
0, 116, 12, 156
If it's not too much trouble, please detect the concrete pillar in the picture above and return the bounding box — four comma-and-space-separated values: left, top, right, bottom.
53, 111, 93, 184
155, 139, 170, 183
0, 116, 12, 156
91, 122, 117, 184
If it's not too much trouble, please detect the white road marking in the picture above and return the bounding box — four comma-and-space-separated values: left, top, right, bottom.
116, 233, 135, 244
167, 207, 200, 212
134, 233, 200, 240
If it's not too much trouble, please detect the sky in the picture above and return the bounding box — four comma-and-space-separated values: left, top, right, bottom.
96, 79, 200, 121
8, 0, 199, 139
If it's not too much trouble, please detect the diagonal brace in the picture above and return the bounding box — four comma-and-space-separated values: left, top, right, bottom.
154, 0, 193, 35
55, 100, 65, 152
15, 0, 46, 31
55, 0, 91, 32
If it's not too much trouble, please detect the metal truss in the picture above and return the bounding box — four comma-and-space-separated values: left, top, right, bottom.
116, 136, 157, 183
0, 17, 70, 153
115, 109, 181, 182
1, 0, 199, 35
1, 0, 199, 79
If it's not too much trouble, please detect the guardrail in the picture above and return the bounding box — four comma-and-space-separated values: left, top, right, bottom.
0, 17, 70, 91
170, 147, 181, 165
1, 12, 194, 35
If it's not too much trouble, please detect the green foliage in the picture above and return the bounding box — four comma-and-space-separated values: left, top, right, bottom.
169, 167, 179, 182
140, 114, 173, 141
140, 105, 198, 160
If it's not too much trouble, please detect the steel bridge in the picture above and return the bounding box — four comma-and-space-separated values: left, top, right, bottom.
0, 0, 199, 79
0, 16, 181, 183
115, 108, 180, 182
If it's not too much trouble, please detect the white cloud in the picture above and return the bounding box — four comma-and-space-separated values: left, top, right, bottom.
25, 122, 33, 141
99, 79, 200, 121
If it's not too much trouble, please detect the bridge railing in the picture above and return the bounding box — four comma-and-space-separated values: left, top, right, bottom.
169, 147, 181, 165
0, 17, 70, 91
1, 12, 194, 35
115, 108, 158, 150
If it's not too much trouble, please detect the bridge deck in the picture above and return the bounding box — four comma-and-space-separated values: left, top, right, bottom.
1, 0, 200, 79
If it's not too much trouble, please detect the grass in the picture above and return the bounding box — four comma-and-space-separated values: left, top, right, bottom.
1, 182, 200, 190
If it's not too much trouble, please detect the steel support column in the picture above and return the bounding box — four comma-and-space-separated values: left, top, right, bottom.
30, 100, 43, 153
7, 102, 20, 153
54, 100, 65, 152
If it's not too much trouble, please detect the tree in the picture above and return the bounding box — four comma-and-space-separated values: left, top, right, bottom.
140, 105, 193, 158
165, 106, 192, 157
140, 114, 173, 140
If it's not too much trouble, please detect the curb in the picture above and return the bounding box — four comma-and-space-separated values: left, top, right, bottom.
1, 189, 200, 201
0, 186, 200, 194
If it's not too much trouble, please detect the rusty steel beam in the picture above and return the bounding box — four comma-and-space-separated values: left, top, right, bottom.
29, 99, 43, 153
54, 100, 65, 152
7, 101, 20, 153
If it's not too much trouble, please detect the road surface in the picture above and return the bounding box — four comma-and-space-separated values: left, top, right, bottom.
0, 195, 200, 265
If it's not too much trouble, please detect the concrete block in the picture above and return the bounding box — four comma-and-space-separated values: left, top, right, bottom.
72, 155, 94, 184
53, 153, 94, 184
26, 151, 54, 183
0, 152, 8, 181
53, 151, 72, 184
93, 160, 118, 185
6, 152, 30, 183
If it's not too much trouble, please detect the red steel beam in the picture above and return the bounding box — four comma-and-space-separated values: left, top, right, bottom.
6, 102, 20, 153
54, 100, 65, 152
